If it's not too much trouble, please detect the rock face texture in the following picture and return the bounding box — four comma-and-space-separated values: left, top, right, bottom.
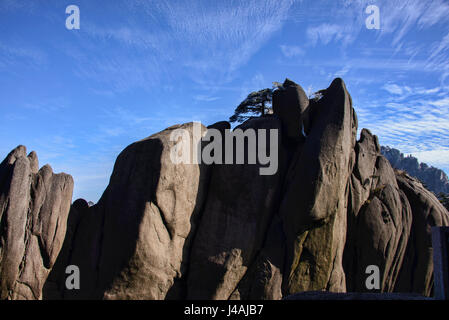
46, 123, 211, 300
395, 173, 449, 296
187, 116, 286, 299
273, 78, 309, 139
0, 146, 73, 300
344, 130, 413, 293
279, 78, 357, 295
1, 78, 448, 300
381, 146, 449, 195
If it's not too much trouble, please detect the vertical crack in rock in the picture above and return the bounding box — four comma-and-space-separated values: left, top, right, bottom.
152, 200, 173, 241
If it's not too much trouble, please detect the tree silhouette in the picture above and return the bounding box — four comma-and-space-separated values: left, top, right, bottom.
229, 82, 284, 124
229, 88, 273, 123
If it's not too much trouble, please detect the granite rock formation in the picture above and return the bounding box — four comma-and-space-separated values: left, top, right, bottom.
1, 78, 448, 300
0, 146, 73, 299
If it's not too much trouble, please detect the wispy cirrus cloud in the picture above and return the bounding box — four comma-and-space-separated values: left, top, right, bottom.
21, 97, 70, 113
280, 45, 305, 58
299, 0, 449, 57
0, 0, 37, 13
306, 23, 352, 46
413, 149, 449, 170
63, 0, 297, 90
380, 0, 449, 45
357, 82, 449, 171
382, 83, 411, 95
194, 95, 220, 102
2, 0, 449, 201
0, 42, 47, 70
141, 0, 295, 76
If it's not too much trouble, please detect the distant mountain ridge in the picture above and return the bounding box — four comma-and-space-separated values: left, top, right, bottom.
381, 146, 449, 195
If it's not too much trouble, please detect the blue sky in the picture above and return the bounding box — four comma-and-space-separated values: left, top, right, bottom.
1, 0, 449, 202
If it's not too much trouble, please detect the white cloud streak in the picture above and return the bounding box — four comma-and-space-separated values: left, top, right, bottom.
69, 0, 297, 89
280, 45, 305, 58
357, 83, 449, 172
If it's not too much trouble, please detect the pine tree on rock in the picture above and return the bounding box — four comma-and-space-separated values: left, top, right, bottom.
229, 83, 283, 123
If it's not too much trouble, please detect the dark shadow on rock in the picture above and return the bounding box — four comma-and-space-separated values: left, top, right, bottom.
94, 138, 163, 298
164, 122, 226, 299
186, 116, 288, 300
43, 139, 164, 300
42, 198, 88, 299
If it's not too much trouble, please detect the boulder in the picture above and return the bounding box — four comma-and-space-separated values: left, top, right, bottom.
395, 172, 449, 296
349, 183, 412, 292
344, 130, 412, 293
273, 78, 309, 139
279, 78, 357, 295
0, 146, 73, 299
95, 122, 210, 300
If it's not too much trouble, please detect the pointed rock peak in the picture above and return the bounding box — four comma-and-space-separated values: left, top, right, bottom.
281, 78, 307, 98
360, 128, 372, 140
272, 78, 309, 140
283, 78, 299, 88
27, 150, 38, 159
39, 164, 54, 178
12, 145, 27, 154
27, 151, 39, 174
359, 128, 375, 144
330, 77, 345, 86
319, 78, 353, 113
358, 128, 380, 153
4, 145, 27, 165
327, 77, 347, 93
